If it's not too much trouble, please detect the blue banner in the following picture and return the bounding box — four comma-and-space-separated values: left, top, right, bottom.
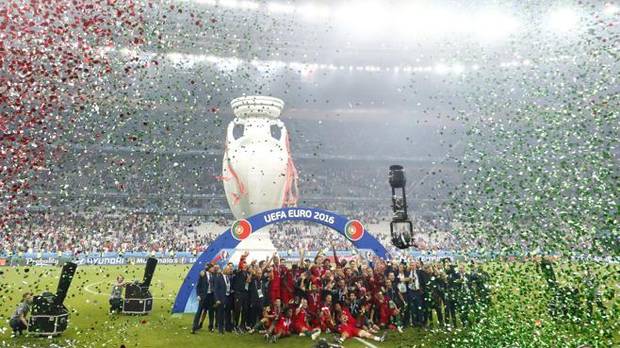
172, 207, 391, 313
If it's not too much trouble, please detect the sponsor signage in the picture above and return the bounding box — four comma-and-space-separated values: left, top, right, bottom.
0, 255, 198, 266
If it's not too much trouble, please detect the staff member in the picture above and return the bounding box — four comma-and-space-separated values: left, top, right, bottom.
109, 275, 127, 313
232, 251, 251, 333
445, 263, 460, 327
248, 265, 264, 328
213, 264, 233, 334
10, 292, 33, 336
407, 262, 425, 327
192, 264, 215, 333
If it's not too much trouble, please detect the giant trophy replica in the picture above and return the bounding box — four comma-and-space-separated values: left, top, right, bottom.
222, 96, 299, 219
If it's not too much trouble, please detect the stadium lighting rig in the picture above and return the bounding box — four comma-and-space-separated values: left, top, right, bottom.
548, 7, 580, 32
180, 0, 616, 38
604, 3, 619, 16
29, 262, 78, 336
389, 165, 415, 249
122, 257, 158, 314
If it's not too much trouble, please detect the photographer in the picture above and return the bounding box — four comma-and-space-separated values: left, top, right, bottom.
9, 292, 33, 336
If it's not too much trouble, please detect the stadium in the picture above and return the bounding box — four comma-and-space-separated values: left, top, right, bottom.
1, 0, 618, 347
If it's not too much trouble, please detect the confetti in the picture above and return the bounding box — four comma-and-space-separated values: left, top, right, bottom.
0, 1, 618, 347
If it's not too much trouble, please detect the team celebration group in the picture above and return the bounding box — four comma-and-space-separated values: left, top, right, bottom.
190, 248, 491, 344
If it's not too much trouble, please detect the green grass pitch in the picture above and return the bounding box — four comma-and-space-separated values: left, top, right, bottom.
0, 264, 443, 348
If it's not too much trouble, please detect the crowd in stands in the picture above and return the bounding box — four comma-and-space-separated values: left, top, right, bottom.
269, 224, 353, 252
0, 213, 209, 255
298, 167, 387, 199
1, 208, 453, 256
189, 248, 491, 345
269, 219, 455, 257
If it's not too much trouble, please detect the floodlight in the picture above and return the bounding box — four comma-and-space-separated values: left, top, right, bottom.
548, 8, 579, 32
603, 3, 619, 15
473, 10, 520, 41
267, 2, 295, 14
298, 3, 330, 20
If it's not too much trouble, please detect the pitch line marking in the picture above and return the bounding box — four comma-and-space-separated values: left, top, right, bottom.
354, 337, 380, 348
83, 280, 168, 300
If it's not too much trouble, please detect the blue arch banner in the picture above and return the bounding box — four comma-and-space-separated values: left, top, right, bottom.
171, 207, 389, 313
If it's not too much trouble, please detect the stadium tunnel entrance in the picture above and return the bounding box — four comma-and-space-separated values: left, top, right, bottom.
172, 207, 389, 313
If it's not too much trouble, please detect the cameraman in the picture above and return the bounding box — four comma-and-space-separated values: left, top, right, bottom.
10, 292, 33, 336
109, 275, 127, 313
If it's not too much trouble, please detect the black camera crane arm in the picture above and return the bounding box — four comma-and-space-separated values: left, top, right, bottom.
389, 165, 416, 249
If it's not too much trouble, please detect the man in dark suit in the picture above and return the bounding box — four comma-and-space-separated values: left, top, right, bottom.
539, 257, 557, 289
224, 263, 235, 332
458, 264, 474, 326
444, 262, 460, 327
232, 251, 251, 333
213, 264, 232, 334
192, 263, 215, 333
407, 261, 426, 327
248, 265, 263, 328
417, 262, 431, 326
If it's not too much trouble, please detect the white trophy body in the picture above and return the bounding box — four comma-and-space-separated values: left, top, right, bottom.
222, 96, 298, 220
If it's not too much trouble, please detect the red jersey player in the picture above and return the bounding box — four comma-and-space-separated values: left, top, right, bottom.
267, 307, 293, 343
336, 311, 386, 344
293, 298, 321, 340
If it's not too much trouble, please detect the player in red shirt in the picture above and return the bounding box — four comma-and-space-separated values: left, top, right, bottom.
280, 265, 295, 305
270, 299, 282, 325
310, 263, 324, 281
338, 304, 357, 327
372, 291, 392, 327
260, 298, 282, 339
249, 304, 274, 334
293, 298, 321, 340
269, 260, 281, 302
310, 272, 322, 292
337, 311, 386, 343
306, 286, 321, 327
267, 307, 293, 343
322, 257, 332, 275
311, 253, 328, 278
319, 294, 336, 333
